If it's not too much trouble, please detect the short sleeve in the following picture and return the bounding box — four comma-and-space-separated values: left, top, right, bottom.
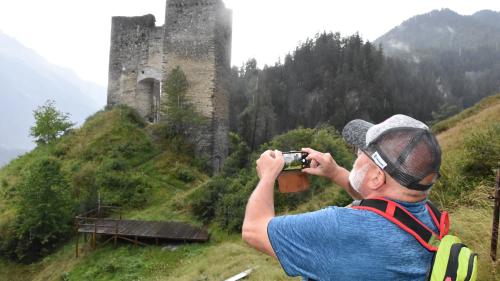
267, 207, 340, 278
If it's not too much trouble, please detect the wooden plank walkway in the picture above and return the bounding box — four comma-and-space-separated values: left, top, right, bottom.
78, 219, 208, 242
74, 206, 209, 257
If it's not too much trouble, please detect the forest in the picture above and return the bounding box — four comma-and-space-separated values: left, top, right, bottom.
228, 32, 500, 150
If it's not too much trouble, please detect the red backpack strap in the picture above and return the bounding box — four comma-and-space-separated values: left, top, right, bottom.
351, 198, 440, 252
425, 201, 449, 239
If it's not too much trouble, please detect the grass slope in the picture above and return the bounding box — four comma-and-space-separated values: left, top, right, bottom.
0, 106, 210, 280
1, 95, 500, 280
432, 94, 500, 280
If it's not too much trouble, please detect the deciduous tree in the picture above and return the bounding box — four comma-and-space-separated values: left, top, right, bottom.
30, 100, 74, 144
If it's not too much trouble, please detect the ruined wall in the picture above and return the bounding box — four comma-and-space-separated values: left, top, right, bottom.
213, 5, 232, 171
107, 14, 162, 122
163, 0, 231, 172
107, 0, 232, 173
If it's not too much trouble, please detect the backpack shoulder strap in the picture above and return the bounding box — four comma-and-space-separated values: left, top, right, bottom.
425, 200, 450, 239
351, 197, 440, 252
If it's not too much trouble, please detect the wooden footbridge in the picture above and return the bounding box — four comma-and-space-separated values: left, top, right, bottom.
75, 206, 208, 257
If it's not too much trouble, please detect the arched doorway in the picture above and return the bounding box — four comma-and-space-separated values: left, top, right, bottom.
137, 78, 161, 123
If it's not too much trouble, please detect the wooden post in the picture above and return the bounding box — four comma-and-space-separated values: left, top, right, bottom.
97, 191, 101, 217
75, 220, 79, 258
491, 168, 500, 261
114, 220, 118, 247
134, 236, 138, 246
93, 219, 97, 250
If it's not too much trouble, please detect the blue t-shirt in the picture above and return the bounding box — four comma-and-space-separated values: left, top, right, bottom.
267, 199, 438, 281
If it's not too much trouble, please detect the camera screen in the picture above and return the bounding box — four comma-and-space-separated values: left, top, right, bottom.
283, 152, 308, 171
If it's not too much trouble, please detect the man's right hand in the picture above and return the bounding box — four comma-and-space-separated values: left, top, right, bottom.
301, 147, 340, 182
301, 147, 362, 200
256, 150, 284, 181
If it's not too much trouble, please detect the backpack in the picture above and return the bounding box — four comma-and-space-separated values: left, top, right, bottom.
352, 198, 478, 281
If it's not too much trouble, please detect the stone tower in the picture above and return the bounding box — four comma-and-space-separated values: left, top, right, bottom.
107, 0, 232, 172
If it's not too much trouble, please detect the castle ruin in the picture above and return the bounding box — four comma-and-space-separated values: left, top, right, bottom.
106, 0, 232, 172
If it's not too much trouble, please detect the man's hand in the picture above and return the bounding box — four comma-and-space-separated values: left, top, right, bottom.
301, 147, 340, 181
256, 150, 285, 180
301, 147, 362, 200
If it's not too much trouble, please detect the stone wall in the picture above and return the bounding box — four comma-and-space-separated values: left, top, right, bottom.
107, 0, 232, 173
107, 14, 162, 122
213, 4, 232, 172
163, 0, 231, 172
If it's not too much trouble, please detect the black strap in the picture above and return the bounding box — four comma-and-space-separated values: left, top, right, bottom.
425, 252, 437, 281
444, 243, 466, 281
426, 201, 442, 222
357, 199, 436, 244
395, 207, 433, 242
464, 253, 477, 281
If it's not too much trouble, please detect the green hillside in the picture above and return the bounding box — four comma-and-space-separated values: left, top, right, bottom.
430, 94, 500, 281
1, 94, 499, 280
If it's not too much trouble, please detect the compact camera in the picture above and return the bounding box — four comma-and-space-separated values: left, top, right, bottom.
282, 151, 310, 171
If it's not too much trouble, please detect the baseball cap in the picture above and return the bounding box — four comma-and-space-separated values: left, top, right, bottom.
342, 114, 441, 191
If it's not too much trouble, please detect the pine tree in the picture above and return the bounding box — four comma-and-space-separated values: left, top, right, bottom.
161, 66, 206, 139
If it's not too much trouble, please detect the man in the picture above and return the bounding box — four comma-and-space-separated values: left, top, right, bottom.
242, 114, 442, 280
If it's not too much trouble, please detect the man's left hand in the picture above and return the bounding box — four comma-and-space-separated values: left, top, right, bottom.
256, 150, 284, 180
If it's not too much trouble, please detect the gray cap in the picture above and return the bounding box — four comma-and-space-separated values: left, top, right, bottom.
342, 114, 441, 191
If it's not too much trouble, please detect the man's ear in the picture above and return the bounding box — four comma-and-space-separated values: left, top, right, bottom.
367, 166, 385, 190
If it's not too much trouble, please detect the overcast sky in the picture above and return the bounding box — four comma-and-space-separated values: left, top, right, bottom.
0, 0, 499, 87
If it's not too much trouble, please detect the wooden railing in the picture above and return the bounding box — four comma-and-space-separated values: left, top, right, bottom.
74, 205, 122, 257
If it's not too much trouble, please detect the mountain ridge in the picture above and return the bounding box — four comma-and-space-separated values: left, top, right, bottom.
375, 8, 500, 55
0, 31, 106, 160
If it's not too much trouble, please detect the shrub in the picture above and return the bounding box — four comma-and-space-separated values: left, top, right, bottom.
214, 178, 254, 232
462, 123, 500, 184
71, 162, 99, 212
117, 105, 147, 128
189, 176, 231, 223
95, 168, 150, 208
222, 133, 251, 176
170, 162, 197, 183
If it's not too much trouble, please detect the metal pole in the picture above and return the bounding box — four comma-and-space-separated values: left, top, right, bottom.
491, 168, 500, 261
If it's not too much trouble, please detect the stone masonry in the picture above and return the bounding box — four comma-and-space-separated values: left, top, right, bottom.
107, 0, 232, 173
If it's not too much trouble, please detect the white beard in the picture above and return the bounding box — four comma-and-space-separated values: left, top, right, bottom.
349, 163, 370, 193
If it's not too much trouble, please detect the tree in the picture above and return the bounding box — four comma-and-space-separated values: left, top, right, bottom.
161, 66, 206, 139
2, 157, 73, 262
30, 100, 74, 144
